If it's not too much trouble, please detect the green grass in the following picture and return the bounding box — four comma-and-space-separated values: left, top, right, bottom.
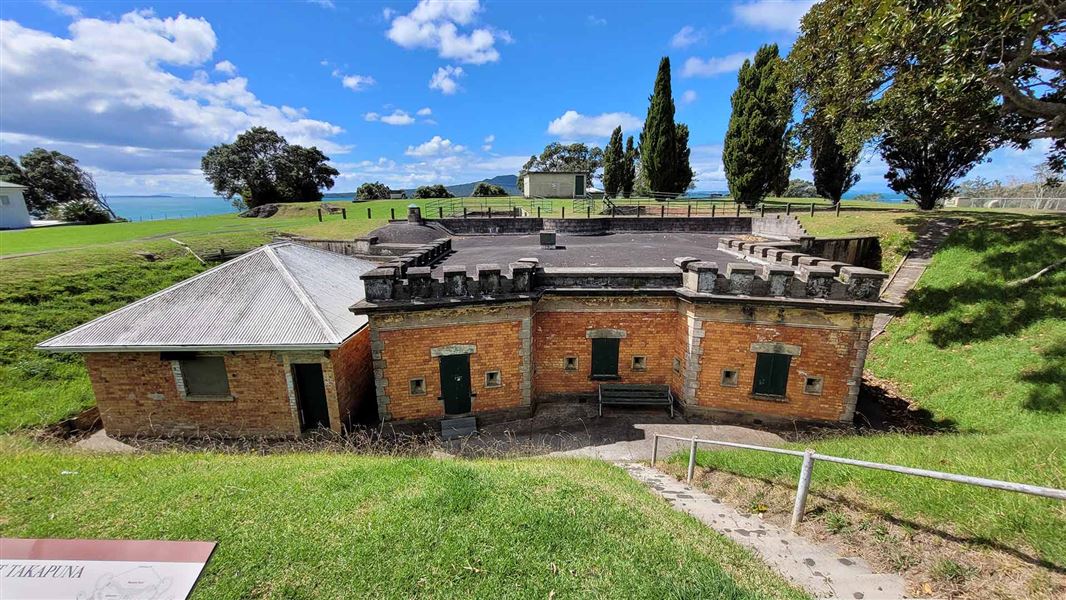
683, 213, 1066, 566
0, 441, 805, 599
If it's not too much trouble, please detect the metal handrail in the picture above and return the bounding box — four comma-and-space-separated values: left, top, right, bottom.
650, 433, 1066, 529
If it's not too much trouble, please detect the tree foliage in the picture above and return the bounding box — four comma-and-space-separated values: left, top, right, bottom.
201, 127, 338, 208
639, 57, 692, 196
784, 179, 819, 198
414, 184, 453, 199
517, 143, 604, 191
622, 136, 637, 198
472, 182, 507, 197
356, 181, 391, 201
792, 0, 1065, 174
806, 116, 859, 204
723, 44, 792, 208
601, 126, 625, 197
2, 148, 103, 216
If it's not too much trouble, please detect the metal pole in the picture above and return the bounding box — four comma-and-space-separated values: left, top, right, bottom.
760, 205, 765, 217
687, 439, 698, 483
790, 449, 816, 529
487, 206, 492, 219
562, 207, 566, 219
463, 206, 467, 219
835, 203, 841, 217
587, 206, 591, 219
687, 204, 692, 218
317, 208, 322, 222
735, 203, 741, 217
439, 207, 444, 219
611, 205, 616, 218
537, 206, 541, 218
810, 203, 815, 216
651, 434, 660, 466
711, 204, 716, 218
390, 208, 395, 220
661, 205, 665, 218
342, 208, 347, 220
786, 202, 792, 215
367, 207, 371, 219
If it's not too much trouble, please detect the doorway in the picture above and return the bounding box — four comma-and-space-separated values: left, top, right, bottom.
574, 174, 586, 197
438, 354, 472, 415
293, 363, 330, 430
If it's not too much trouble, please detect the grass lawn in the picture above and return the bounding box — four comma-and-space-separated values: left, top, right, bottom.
681, 213, 1066, 566
0, 439, 806, 599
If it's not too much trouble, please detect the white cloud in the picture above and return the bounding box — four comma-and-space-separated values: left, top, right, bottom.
732, 1, 816, 32
670, 25, 704, 48
482, 133, 494, 151
386, 0, 507, 65
214, 60, 237, 75
546, 110, 642, 138
429, 65, 464, 94
0, 11, 345, 194
364, 109, 415, 125
681, 90, 698, 104
405, 135, 465, 157
416, 107, 433, 116
587, 15, 607, 27
681, 52, 752, 77
307, 0, 335, 9
341, 74, 375, 91
41, 0, 81, 18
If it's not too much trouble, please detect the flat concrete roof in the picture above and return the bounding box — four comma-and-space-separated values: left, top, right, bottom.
437, 232, 736, 274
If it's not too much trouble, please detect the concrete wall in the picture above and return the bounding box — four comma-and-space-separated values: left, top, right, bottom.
803, 236, 882, 270
524, 173, 580, 198
435, 217, 756, 236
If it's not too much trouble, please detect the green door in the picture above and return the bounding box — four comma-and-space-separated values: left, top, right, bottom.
439, 354, 472, 415
574, 174, 586, 197
590, 338, 620, 379
753, 353, 791, 396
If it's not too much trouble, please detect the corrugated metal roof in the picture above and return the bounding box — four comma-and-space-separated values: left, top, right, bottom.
38, 242, 376, 352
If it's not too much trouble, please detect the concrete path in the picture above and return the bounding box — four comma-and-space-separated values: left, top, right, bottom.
550, 423, 783, 462
74, 430, 138, 453
872, 218, 961, 338
624, 463, 907, 599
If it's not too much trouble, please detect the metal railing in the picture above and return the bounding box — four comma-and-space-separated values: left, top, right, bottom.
650, 433, 1066, 530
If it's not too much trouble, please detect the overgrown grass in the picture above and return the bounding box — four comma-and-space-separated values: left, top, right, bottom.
685, 213, 1066, 566
0, 440, 805, 599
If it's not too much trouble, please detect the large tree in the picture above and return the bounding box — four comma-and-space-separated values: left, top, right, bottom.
674, 123, 695, 193
792, 0, 1066, 171
201, 127, 337, 208
356, 182, 390, 201
14, 148, 102, 216
414, 184, 453, 199
517, 143, 604, 191
639, 57, 692, 196
0, 155, 39, 211
722, 44, 792, 208
472, 182, 507, 197
602, 126, 625, 197
622, 136, 637, 198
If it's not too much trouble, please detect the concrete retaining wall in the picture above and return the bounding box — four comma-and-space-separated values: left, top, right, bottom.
803, 236, 882, 270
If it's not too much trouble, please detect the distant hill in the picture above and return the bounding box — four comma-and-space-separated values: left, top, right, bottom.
323, 174, 519, 199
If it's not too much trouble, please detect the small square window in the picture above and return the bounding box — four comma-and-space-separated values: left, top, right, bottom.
564, 356, 578, 371
721, 369, 739, 387
804, 376, 823, 395
179, 356, 230, 397
631, 356, 647, 371
409, 378, 426, 395
672, 357, 682, 374
485, 371, 501, 388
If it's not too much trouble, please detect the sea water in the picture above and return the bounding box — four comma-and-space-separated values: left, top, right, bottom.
104, 196, 236, 221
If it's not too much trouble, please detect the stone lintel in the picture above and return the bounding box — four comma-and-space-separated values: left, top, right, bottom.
586, 328, 627, 339
749, 342, 802, 356
430, 344, 476, 357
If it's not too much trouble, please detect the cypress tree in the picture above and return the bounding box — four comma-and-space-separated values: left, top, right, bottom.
808, 116, 859, 204
722, 44, 791, 208
675, 123, 694, 193
639, 57, 680, 196
602, 126, 624, 197
622, 136, 637, 198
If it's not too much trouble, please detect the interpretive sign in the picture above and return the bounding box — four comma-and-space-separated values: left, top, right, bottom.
0, 538, 215, 599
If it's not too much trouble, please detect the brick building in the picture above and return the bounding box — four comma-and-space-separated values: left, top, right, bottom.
40, 208, 897, 438
38, 242, 377, 437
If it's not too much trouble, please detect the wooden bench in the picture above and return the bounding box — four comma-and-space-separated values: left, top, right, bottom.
598, 383, 674, 417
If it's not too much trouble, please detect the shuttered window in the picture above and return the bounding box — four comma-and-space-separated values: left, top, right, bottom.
753, 353, 790, 397
179, 356, 230, 397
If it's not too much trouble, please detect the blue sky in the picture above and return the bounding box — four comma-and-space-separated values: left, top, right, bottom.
0, 0, 1051, 196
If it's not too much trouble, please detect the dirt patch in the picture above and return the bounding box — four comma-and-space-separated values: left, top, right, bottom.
659, 464, 1065, 599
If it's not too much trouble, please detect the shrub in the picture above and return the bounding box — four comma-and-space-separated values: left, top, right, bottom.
52, 198, 112, 224
472, 182, 507, 197
356, 181, 390, 201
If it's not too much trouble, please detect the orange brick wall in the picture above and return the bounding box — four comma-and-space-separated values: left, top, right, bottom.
377, 320, 526, 421
84, 352, 298, 437
331, 326, 374, 427
694, 319, 863, 421
532, 310, 678, 398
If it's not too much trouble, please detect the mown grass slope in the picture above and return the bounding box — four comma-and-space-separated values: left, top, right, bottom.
688, 214, 1066, 566
0, 440, 806, 600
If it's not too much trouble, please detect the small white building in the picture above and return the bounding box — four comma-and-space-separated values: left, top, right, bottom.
523, 171, 590, 198
0, 181, 32, 230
